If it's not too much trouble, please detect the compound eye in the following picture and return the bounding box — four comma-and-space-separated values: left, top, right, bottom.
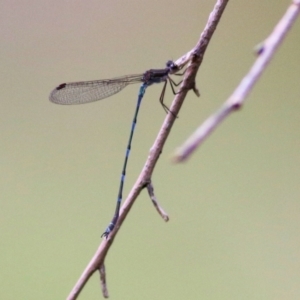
166, 60, 179, 72
166, 60, 173, 67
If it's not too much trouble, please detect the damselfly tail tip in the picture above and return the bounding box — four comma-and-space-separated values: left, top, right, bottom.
101, 223, 115, 239
101, 231, 109, 239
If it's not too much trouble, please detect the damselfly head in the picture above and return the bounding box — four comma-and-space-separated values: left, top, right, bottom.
166, 60, 179, 72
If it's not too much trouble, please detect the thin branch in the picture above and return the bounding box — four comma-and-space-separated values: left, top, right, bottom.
98, 264, 108, 298
173, 0, 300, 162
146, 180, 169, 221
67, 0, 229, 299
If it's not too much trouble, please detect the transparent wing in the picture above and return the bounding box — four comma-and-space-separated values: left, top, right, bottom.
49, 74, 143, 105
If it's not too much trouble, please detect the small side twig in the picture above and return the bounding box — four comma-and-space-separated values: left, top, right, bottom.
173, 0, 300, 162
98, 264, 108, 298
146, 180, 169, 221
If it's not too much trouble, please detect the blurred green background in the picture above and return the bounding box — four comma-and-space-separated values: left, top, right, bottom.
1, 0, 300, 299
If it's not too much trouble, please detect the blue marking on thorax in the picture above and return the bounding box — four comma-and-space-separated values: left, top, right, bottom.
146, 74, 168, 87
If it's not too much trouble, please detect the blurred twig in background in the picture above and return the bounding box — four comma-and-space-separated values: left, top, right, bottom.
173, 0, 300, 162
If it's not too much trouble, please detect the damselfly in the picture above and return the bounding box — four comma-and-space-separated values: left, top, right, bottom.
49, 60, 181, 237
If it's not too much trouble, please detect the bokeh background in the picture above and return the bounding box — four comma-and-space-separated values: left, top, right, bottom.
1, 0, 300, 299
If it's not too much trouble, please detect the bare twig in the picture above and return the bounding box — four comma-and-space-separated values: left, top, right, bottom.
98, 264, 108, 298
173, 0, 300, 162
146, 180, 169, 221
67, 0, 229, 299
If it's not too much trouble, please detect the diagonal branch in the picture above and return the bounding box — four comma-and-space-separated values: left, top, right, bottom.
67, 0, 229, 299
